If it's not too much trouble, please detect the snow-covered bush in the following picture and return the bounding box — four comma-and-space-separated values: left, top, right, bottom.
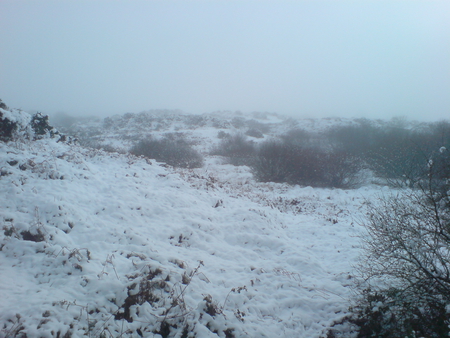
31, 112, 58, 139
0, 100, 31, 142
0, 101, 64, 143
346, 148, 450, 337
0, 99, 7, 110
0, 111, 18, 142
130, 136, 203, 168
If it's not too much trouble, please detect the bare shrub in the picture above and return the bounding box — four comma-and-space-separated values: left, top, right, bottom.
252, 139, 363, 188
245, 128, 264, 138
320, 150, 364, 189
231, 117, 246, 129
325, 121, 378, 155
251, 140, 296, 183
130, 136, 203, 168
342, 148, 450, 337
210, 133, 255, 166
366, 129, 431, 187
245, 119, 271, 133
217, 130, 230, 139
326, 120, 450, 188
280, 128, 312, 147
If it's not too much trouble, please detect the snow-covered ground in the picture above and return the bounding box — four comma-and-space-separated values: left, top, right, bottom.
0, 109, 387, 337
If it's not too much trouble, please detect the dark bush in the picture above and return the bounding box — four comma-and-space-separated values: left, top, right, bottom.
245, 128, 264, 138
251, 141, 297, 183
231, 117, 246, 129
245, 119, 271, 133
325, 120, 450, 187
31, 113, 57, 139
185, 115, 206, 128
217, 130, 230, 139
325, 121, 379, 155
365, 128, 429, 186
320, 150, 364, 189
280, 128, 312, 146
252, 139, 363, 188
0, 111, 17, 142
0, 99, 8, 110
130, 136, 203, 168
210, 133, 256, 166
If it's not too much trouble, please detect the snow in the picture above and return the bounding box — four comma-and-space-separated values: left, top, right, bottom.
0, 111, 385, 337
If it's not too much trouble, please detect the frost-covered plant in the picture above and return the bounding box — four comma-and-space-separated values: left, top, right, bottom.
1, 102, 64, 143
31, 113, 57, 139
0, 111, 18, 142
110, 261, 238, 338
0, 100, 21, 142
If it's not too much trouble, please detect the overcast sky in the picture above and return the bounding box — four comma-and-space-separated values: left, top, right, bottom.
1, 1, 449, 120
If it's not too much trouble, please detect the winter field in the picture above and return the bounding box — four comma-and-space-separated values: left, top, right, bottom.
1, 106, 448, 337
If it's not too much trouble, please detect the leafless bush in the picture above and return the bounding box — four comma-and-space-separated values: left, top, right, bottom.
245, 128, 263, 138
321, 151, 364, 188
210, 133, 256, 166
280, 128, 312, 147
343, 148, 450, 337
245, 119, 271, 133
130, 136, 203, 168
251, 140, 295, 183
325, 120, 450, 187
251, 140, 363, 188
217, 130, 230, 139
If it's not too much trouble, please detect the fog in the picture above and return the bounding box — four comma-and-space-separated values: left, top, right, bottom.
1, 0, 449, 121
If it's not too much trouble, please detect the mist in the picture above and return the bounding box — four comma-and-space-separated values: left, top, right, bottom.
1, 0, 449, 121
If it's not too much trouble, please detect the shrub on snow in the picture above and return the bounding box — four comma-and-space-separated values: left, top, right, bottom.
0, 100, 31, 142
130, 136, 203, 168
251, 139, 363, 189
333, 147, 450, 337
0, 100, 63, 143
210, 133, 256, 166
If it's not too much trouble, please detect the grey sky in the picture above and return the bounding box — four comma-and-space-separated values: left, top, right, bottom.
1, 0, 449, 121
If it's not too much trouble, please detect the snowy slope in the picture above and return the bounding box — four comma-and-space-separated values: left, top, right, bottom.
54, 111, 368, 155
0, 110, 384, 337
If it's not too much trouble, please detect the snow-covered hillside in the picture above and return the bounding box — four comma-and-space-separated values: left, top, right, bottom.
1, 108, 387, 337
52, 110, 375, 154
